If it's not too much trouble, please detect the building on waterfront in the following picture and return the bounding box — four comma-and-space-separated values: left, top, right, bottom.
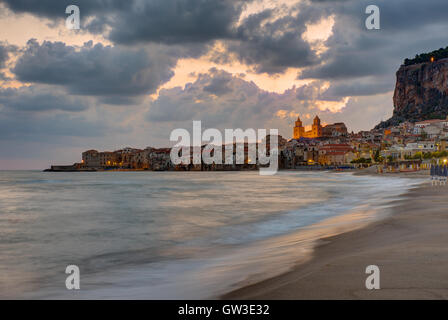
99, 151, 117, 167
82, 150, 101, 168
131, 147, 154, 169
57, 111, 448, 173
281, 138, 320, 168
318, 144, 356, 165
116, 147, 142, 168
322, 122, 347, 137
149, 148, 172, 171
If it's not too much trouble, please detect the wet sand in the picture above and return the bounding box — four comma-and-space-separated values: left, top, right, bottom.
224, 171, 448, 299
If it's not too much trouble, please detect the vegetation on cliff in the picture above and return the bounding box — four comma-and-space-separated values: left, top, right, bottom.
404, 46, 448, 66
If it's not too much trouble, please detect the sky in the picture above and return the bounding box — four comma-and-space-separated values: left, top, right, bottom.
1, 0, 448, 169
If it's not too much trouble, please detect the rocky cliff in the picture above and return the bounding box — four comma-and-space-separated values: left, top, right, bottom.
376, 58, 448, 128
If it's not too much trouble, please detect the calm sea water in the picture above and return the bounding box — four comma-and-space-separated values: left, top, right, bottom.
0, 170, 422, 299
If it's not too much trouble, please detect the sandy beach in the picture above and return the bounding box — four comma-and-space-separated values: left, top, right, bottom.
224, 170, 448, 299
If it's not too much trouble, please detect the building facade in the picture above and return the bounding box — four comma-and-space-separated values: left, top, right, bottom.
293, 115, 323, 139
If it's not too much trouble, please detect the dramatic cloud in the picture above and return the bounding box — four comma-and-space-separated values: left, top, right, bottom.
321, 76, 394, 99
12, 40, 178, 104
145, 68, 395, 143
0, 0, 129, 19
1, 0, 320, 74
224, 8, 320, 74
108, 0, 247, 44
321, 93, 394, 133
301, 0, 448, 96
0, 0, 248, 43
4, 0, 448, 81
0, 43, 9, 68
0, 42, 17, 80
0, 85, 90, 112
3, 0, 448, 168
147, 68, 347, 130
0, 109, 107, 139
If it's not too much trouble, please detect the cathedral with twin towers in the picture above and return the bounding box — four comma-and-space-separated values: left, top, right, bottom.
293, 115, 347, 139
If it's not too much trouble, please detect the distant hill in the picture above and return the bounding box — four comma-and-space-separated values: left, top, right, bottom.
375, 50, 448, 129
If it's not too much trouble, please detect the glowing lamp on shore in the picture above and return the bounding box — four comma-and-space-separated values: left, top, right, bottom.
430, 57, 435, 63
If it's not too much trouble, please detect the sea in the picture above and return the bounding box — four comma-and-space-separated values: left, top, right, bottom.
0, 170, 423, 299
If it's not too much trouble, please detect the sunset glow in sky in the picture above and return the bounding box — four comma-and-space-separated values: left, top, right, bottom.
1, 0, 448, 169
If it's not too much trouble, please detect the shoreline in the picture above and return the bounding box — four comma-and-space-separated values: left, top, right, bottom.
223, 171, 448, 299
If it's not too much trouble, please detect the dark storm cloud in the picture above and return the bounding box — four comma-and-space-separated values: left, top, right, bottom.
1, 0, 320, 74
12, 39, 177, 103
310, 0, 448, 30
0, 0, 130, 19
373, 0, 448, 31
301, 52, 391, 80
148, 69, 274, 124
0, 109, 107, 139
203, 68, 233, 95
0, 42, 18, 69
0, 44, 7, 79
221, 2, 337, 74
146, 68, 326, 128
4, 0, 448, 80
321, 76, 394, 99
0, 44, 9, 68
3, 1, 448, 125
0, 86, 89, 112
108, 0, 247, 44
109, 1, 324, 73
225, 8, 320, 74
0, 0, 248, 43
144, 68, 393, 141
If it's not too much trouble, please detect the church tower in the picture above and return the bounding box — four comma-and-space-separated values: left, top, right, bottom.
311, 115, 323, 138
293, 116, 305, 139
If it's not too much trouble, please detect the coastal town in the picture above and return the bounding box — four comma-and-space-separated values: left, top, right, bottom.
47, 115, 448, 173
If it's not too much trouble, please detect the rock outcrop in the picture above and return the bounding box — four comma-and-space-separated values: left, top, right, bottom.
376, 58, 448, 128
